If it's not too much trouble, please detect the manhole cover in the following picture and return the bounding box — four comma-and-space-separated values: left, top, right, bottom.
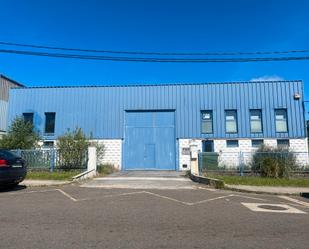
258, 205, 288, 211
242, 202, 306, 213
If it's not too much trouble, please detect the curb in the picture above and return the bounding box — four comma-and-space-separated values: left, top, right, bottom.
20, 180, 72, 187
189, 174, 309, 197
190, 173, 224, 189
72, 169, 96, 181
224, 185, 309, 197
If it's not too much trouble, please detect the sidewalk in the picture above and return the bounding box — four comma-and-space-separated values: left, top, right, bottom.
82, 171, 197, 189
21, 180, 71, 187
225, 184, 309, 195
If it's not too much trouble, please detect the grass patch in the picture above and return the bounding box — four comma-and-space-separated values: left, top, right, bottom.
26, 171, 82, 181
206, 174, 309, 187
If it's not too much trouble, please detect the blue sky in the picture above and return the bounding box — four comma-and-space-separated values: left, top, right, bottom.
0, 0, 309, 97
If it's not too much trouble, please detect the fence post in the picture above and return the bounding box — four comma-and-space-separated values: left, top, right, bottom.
198, 153, 202, 176
87, 146, 97, 177
239, 152, 244, 176
50, 149, 55, 172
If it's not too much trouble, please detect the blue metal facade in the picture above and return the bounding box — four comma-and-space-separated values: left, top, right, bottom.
0, 100, 7, 132
7, 80, 306, 139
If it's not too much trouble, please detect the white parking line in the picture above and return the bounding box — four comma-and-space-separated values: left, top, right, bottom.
0, 187, 285, 208
190, 195, 234, 205
278, 196, 309, 208
78, 191, 147, 202
231, 194, 266, 201
197, 186, 217, 191
56, 189, 78, 202
143, 191, 192, 205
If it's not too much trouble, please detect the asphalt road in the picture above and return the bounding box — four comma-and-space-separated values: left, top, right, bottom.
0, 184, 308, 249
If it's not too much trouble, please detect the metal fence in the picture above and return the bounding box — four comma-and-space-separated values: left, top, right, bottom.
198, 151, 309, 176
11, 149, 88, 171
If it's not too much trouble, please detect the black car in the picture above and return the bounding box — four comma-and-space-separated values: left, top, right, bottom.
0, 150, 27, 187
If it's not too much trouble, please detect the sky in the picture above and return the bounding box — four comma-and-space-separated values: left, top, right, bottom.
0, 0, 309, 97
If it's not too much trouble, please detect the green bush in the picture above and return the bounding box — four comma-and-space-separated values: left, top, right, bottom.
57, 128, 88, 169
251, 145, 297, 178
57, 128, 105, 169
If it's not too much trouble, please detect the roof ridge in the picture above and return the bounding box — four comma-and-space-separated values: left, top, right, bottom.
0, 74, 25, 87
12, 79, 302, 89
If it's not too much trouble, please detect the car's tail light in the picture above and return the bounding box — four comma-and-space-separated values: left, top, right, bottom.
0, 159, 8, 167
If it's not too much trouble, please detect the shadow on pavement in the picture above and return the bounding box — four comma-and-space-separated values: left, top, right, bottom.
0, 184, 27, 193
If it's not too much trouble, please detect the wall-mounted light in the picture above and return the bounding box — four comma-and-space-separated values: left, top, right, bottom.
294, 93, 301, 100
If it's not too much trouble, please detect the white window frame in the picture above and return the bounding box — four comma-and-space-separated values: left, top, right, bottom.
225, 110, 238, 133
201, 110, 213, 134
250, 109, 263, 133
275, 109, 288, 133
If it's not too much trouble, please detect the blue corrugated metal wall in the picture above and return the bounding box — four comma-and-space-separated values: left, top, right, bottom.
7, 81, 306, 139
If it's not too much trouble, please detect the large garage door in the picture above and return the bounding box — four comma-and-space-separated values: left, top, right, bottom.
124, 111, 176, 170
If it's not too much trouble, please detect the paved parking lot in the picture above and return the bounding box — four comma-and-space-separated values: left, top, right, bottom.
0, 184, 308, 249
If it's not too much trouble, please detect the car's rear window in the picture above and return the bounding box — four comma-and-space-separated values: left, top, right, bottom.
0, 150, 18, 160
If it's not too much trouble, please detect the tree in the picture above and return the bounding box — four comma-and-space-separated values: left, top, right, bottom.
0, 116, 40, 149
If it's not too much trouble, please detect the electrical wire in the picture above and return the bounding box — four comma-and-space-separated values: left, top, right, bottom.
1, 49, 309, 63
0, 41, 308, 56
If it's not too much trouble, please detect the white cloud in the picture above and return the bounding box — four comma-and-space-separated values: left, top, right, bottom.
250, 75, 284, 82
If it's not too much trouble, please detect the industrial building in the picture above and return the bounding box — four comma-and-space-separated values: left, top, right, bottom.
0, 75, 24, 137
7, 80, 308, 170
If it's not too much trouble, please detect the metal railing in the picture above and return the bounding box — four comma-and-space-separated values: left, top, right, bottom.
198, 151, 309, 176
11, 149, 88, 171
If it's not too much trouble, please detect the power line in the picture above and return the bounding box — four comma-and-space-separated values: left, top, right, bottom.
0, 41, 308, 56
1, 48, 309, 62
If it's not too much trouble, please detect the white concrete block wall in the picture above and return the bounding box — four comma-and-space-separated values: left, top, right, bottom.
42, 137, 309, 171
264, 139, 277, 148
290, 138, 308, 152
94, 139, 122, 170
214, 139, 241, 168
182, 138, 309, 169
290, 138, 309, 166
178, 139, 202, 171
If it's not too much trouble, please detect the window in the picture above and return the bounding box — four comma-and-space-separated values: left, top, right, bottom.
225, 110, 237, 133
202, 140, 214, 152
201, 111, 213, 133
275, 109, 288, 132
252, 139, 264, 148
45, 112, 56, 134
250, 109, 262, 133
23, 113, 34, 125
277, 139, 289, 149
226, 140, 239, 147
